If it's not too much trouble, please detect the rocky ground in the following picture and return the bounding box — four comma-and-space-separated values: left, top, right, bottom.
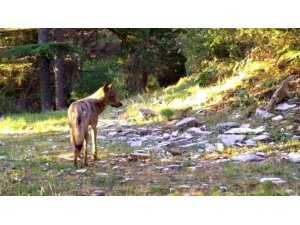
1, 100, 300, 196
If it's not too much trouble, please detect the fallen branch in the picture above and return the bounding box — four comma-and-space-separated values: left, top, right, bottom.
264, 75, 295, 112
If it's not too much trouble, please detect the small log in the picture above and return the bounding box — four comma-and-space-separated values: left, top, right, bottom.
264, 75, 295, 112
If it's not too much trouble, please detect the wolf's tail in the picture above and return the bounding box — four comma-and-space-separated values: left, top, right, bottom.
68, 103, 86, 152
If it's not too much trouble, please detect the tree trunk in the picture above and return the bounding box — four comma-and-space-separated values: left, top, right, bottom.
38, 28, 52, 112
53, 28, 67, 109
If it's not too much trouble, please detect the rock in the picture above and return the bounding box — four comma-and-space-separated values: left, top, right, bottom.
255, 108, 274, 118
225, 126, 265, 135
275, 103, 296, 111
108, 131, 118, 137
244, 139, 257, 146
163, 133, 170, 139
232, 153, 264, 162
171, 131, 179, 137
0, 141, 5, 146
76, 168, 87, 173
259, 177, 286, 184
285, 189, 297, 196
178, 133, 194, 140
129, 140, 143, 147
215, 143, 225, 152
187, 127, 212, 135
240, 124, 250, 129
170, 139, 192, 147
272, 115, 283, 121
123, 177, 134, 182
284, 152, 300, 163
97, 135, 107, 140
218, 134, 246, 146
252, 134, 270, 141
175, 117, 199, 130
219, 186, 228, 192
197, 149, 205, 153
216, 122, 239, 131
165, 164, 182, 170
97, 173, 109, 177
0, 155, 7, 160
139, 108, 157, 119
177, 142, 199, 149
91, 190, 105, 196
205, 143, 216, 153
178, 185, 191, 189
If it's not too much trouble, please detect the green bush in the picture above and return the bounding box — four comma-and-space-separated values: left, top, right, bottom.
160, 108, 175, 121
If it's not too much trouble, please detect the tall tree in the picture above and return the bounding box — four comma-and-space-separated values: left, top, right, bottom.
53, 28, 67, 109
37, 28, 52, 111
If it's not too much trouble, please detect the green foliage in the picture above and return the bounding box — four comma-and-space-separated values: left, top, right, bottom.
231, 88, 257, 108
71, 59, 128, 100
95, 176, 123, 186
0, 42, 81, 61
196, 67, 216, 86
160, 108, 175, 121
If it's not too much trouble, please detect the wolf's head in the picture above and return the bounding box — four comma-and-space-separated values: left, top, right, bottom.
102, 82, 123, 108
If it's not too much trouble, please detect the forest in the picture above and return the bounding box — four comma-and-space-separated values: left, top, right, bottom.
1, 28, 300, 196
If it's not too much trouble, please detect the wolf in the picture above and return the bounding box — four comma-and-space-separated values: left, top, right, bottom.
68, 83, 122, 166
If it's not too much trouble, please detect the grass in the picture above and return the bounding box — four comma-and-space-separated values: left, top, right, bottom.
0, 110, 68, 133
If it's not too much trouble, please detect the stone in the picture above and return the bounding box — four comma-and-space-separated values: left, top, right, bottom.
219, 186, 228, 192
218, 134, 246, 146
97, 173, 109, 177
175, 117, 199, 130
178, 185, 191, 189
0, 155, 7, 159
129, 140, 143, 147
0, 141, 5, 146
97, 135, 107, 140
108, 131, 118, 137
231, 153, 264, 162
91, 190, 105, 196
255, 108, 274, 118
272, 115, 283, 121
170, 139, 192, 147
259, 177, 286, 184
163, 133, 170, 139
205, 143, 216, 153
177, 143, 199, 149
178, 133, 194, 140
76, 168, 87, 173
215, 143, 225, 152
216, 122, 239, 131
284, 152, 300, 163
252, 134, 270, 141
225, 126, 265, 135
171, 131, 179, 137
240, 124, 251, 128
275, 103, 296, 111
244, 139, 257, 146
187, 127, 212, 135
123, 177, 134, 182
285, 189, 297, 196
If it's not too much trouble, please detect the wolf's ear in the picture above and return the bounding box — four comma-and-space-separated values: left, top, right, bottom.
103, 82, 113, 93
